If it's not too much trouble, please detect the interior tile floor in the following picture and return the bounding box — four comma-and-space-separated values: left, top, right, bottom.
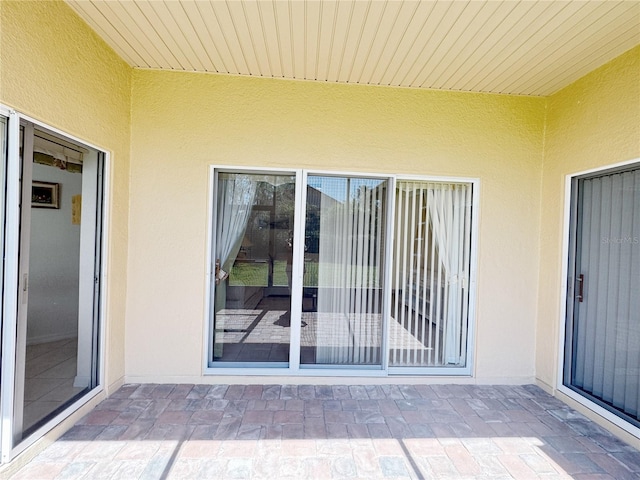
23, 338, 86, 433
6, 383, 640, 479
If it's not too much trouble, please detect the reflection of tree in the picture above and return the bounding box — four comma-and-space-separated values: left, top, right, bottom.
305, 185, 342, 254
305, 203, 320, 254
237, 179, 386, 288
234, 178, 297, 288
306, 181, 386, 289
274, 182, 295, 251
352, 184, 385, 263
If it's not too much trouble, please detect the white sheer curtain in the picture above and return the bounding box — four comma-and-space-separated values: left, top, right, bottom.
213, 174, 256, 359
391, 181, 472, 367
314, 177, 385, 365
427, 184, 472, 365
215, 174, 257, 284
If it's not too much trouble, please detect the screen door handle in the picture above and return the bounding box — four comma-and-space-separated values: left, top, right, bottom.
577, 274, 584, 302
22, 273, 28, 304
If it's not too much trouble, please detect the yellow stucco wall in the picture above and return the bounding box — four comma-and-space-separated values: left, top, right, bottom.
127, 69, 546, 382
6, 0, 636, 389
2, 0, 640, 464
0, 0, 132, 389
536, 46, 640, 390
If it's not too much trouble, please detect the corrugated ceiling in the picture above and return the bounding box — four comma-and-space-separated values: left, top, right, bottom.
66, 0, 640, 96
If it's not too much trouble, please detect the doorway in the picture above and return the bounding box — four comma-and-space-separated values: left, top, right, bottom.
212, 172, 296, 364
0, 111, 105, 461
208, 168, 477, 375
210, 170, 391, 370
564, 163, 640, 427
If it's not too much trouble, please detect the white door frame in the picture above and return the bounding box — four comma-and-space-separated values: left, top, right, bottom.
0, 107, 23, 463
0, 111, 5, 462
12, 121, 35, 443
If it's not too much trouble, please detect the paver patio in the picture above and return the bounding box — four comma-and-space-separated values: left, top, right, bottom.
5, 384, 640, 479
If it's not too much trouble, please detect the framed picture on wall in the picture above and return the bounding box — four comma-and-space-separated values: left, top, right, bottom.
32, 181, 60, 209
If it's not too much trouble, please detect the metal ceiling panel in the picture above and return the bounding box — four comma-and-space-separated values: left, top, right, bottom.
66, 0, 640, 96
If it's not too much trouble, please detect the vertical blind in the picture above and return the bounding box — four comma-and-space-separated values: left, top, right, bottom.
313, 177, 386, 365
571, 168, 640, 420
390, 181, 472, 367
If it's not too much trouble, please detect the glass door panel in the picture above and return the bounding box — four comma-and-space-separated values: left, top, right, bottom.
301, 176, 387, 366
212, 173, 296, 364
389, 181, 472, 367
14, 125, 102, 440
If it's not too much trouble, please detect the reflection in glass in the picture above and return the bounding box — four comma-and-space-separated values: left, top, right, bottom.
213, 173, 295, 363
19, 130, 101, 437
301, 176, 387, 366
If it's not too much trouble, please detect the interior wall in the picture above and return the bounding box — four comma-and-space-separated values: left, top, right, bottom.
27, 163, 82, 344
0, 0, 132, 389
536, 46, 640, 390
127, 69, 546, 382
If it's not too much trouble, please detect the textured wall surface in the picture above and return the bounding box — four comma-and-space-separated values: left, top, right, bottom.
127, 70, 546, 382
2, 0, 639, 465
536, 46, 640, 390
0, 0, 132, 389
5, 0, 635, 390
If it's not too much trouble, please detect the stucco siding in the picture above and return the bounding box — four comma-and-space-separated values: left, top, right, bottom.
0, 0, 132, 390
536, 45, 640, 391
127, 70, 545, 382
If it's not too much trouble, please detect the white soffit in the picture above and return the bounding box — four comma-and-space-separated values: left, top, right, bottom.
66, 0, 640, 96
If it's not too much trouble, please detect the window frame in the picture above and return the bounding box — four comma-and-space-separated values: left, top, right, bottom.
204, 166, 479, 377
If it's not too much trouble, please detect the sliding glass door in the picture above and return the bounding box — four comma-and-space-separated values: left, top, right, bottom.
0, 111, 105, 462
389, 181, 473, 369
209, 169, 476, 374
212, 173, 296, 365
301, 176, 387, 367
210, 171, 390, 369
15, 123, 104, 441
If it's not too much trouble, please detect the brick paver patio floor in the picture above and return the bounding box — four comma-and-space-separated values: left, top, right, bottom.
5, 384, 640, 479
